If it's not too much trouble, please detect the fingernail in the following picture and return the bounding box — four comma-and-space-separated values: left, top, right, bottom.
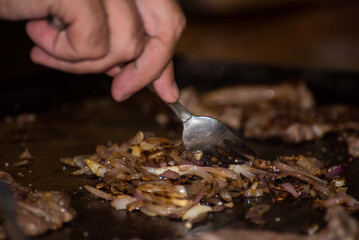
120, 93, 132, 102
114, 92, 132, 102
105, 66, 122, 77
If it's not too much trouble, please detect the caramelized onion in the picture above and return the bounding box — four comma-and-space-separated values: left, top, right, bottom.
111, 195, 137, 210
274, 160, 327, 184
281, 182, 299, 198
325, 164, 347, 179
182, 205, 212, 221
63, 132, 359, 227
84, 185, 113, 200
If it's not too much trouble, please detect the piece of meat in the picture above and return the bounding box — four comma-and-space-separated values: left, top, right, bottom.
0, 171, 75, 238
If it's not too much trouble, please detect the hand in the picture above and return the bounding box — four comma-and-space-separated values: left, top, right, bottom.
0, 0, 186, 103
110, 0, 186, 103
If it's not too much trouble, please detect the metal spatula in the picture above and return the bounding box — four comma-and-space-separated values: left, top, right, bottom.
148, 86, 258, 164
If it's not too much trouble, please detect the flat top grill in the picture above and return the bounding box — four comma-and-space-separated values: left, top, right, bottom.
1, 57, 359, 239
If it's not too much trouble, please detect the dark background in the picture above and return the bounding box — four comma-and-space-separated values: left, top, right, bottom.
2, 0, 359, 80
177, 0, 359, 72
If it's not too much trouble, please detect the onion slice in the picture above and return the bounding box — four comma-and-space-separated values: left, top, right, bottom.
111, 195, 137, 210
325, 164, 347, 179
229, 164, 255, 179
84, 185, 113, 200
281, 182, 299, 198
274, 160, 327, 184
182, 205, 213, 221
142, 166, 179, 175
84, 159, 108, 177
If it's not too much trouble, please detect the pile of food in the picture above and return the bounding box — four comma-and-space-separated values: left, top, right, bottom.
0, 171, 75, 239
61, 130, 359, 228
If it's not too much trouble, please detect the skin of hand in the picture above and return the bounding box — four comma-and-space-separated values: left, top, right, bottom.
0, 0, 186, 103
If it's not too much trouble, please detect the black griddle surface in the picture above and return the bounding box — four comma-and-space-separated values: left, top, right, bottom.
0, 57, 359, 239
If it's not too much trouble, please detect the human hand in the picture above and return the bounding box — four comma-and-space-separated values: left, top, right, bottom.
0, 0, 186, 103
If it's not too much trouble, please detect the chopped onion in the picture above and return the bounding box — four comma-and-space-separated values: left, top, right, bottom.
72, 166, 92, 175
142, 166, 179, 175
84, 185, 113, 200
131, 145, 141, 157
219, 189, 232, 202
274, 160, 327, 184
182, 205, 212, 221
323, 194, 359, 208
192, 185, 205, 205
179, 166, 214, 183
325, 164, 347, 179
218, 180, 228, 189
66, 132, 359, 225
141, 202, 189, 217
202, 166, 242, 187
333, 178, 346, 187
296, 155, 321, 176
111, 195, 137, 210
72, 155, 88, 168
229, 164, 255, 179
161, 170, 180, 179
281, 182, 299, 198
84, 159, 108, 177
244, 188, 263, 197
136, 183, 190, 207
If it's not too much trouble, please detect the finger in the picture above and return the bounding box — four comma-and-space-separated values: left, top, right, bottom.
29, 0, 146, 74
26, 19, 60, 54
111, 36, 174, 102
105, 66, 122, 77
135, 0, 186, 43
153, 61, 179, 103
110, 0, 185, 102
30, 46, 111, 74
30, 34, 142, 74
0, 0, 54, 20
25, 0, 109, 61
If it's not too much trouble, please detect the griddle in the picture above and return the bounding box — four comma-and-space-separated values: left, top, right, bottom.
0, 57, 359, 239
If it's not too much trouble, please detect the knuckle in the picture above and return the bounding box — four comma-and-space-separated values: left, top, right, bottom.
89, 43, 109, 58
77, 40, 109, 60
122, 35, 145, 62
72, 26, 110, 60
